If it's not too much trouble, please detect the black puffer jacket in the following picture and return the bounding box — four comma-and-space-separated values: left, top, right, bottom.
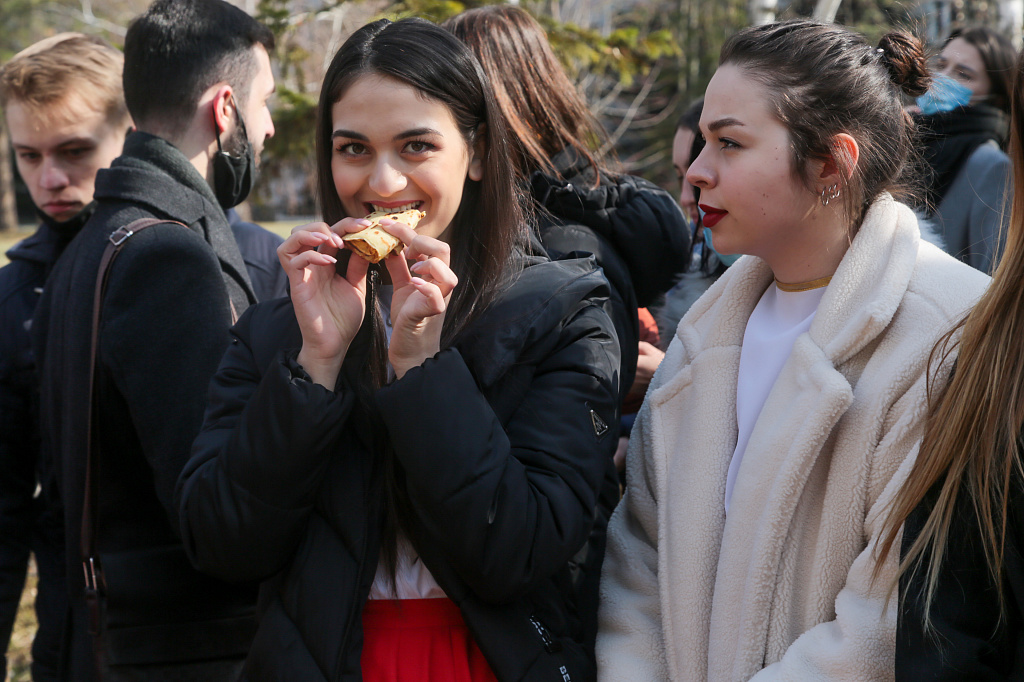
530, 148, 690, 400
177, 254, 620, 681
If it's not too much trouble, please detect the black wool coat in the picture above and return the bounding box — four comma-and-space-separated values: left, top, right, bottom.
32, 131, 260, 679
530, 148, 691, 403
177, 253, 621, 682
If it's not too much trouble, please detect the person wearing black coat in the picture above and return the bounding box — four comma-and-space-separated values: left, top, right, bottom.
178, 252, 619, 681
0, 221, 74, 682
444, 7, 691, 411
530, 147, 691, 402
177, 18, 620, 681
31, 2, 279, 677
32, 130, 263, 680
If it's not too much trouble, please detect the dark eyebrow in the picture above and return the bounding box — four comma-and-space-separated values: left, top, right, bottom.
332, 127, 443, 142
706, 117, 744, 133
333, 129, 367, 141
395, 127, 441, 140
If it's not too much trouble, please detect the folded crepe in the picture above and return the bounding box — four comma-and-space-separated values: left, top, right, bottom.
342, 209, 426, 263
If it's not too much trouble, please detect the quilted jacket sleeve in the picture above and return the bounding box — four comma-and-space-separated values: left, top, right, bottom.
177, 303, 357, 582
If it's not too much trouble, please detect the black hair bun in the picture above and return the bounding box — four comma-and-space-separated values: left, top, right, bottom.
877, 31, 930, 97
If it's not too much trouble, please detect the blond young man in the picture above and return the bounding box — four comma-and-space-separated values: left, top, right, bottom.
0, 33, 129, 682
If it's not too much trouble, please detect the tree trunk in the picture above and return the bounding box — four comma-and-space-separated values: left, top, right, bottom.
0, 120, 17, 233
749, 0, 777, 25
813, 0, 842, 22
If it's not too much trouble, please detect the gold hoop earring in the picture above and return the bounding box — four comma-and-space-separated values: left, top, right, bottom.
820, 183, 841, 207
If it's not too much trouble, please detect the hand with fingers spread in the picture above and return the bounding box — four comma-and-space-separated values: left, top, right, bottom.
378, 219, 458, 379
277, 218, 372, 387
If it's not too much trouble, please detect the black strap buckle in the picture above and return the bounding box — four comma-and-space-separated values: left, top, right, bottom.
83, 556, 99, 592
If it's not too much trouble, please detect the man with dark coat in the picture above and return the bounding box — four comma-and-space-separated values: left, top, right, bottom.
31, 0, 277, 678
0, 34, 131, 682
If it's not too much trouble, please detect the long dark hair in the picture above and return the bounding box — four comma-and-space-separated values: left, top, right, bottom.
443, 5, 615, 182
314, 18, 527, 587
719, 20, 930, 230
316, 17, 526, 350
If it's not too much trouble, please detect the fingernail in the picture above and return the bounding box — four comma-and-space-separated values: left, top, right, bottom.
354, 219, 372, 227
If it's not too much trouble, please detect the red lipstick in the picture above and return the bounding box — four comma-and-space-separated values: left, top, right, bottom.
699, 204, 727, 228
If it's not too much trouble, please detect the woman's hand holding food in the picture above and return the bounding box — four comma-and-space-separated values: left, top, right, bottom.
278, 219, 371, 388
379, 220, 457, 380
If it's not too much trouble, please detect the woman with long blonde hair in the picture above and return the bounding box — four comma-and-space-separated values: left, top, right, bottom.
881, 48, 1024, 679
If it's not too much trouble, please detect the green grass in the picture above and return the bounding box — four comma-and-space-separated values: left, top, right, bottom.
6, 561, 36, 682
0, 227, 35, 267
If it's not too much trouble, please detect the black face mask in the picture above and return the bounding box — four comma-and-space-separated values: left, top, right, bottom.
212, 105, 256, 209
34, 201, 96, 241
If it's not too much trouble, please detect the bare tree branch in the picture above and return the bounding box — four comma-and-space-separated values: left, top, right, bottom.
599, 64, 660, 156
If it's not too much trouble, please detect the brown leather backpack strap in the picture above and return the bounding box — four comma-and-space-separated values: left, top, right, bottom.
81, 218, 188, 593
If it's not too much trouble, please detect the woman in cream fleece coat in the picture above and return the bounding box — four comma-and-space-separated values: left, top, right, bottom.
597, 21, 991, 682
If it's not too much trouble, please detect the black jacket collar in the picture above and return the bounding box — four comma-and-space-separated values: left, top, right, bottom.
94, 131, 255, 303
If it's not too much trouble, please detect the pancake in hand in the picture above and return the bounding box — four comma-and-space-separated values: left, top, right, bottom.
342, 209, 426, 263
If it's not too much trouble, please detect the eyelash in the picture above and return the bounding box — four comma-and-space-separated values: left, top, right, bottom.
334, 139, 437, 156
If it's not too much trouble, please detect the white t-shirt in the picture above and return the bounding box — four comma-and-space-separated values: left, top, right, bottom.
368, 285, 446, 599
726, 282, 827, 513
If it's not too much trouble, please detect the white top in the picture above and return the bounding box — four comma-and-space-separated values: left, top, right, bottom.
368, 286, 446, 600
726, 282, 827, 513
369, 533, 447, 600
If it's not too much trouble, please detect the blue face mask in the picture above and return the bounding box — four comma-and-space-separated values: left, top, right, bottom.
703, 227, 741, 266
916, 72, 974, 115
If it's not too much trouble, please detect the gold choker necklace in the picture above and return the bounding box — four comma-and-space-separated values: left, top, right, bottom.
774, 275, 832, 292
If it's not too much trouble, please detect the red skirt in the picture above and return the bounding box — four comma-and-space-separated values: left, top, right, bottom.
361, 598, 499, 682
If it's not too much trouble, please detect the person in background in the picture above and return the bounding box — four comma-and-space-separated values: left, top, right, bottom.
443, 5, 691, 420
915, 26, 1016, 273
598, 20, 989, 680
31, 0, 278, 677
882, 46, 1024, 682
655, 97, 739, 344
176, 17, 619, 681
228, 208, 288, 301
0, 33, 129, 682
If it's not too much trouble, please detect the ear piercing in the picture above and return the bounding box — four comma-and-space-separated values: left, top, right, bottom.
820, 183, 841, 206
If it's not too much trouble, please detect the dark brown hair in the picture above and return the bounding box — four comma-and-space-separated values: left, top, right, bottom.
720, 20, 930, 229
123, 0, 274, 136
316, 17, 526, 347
943, 26, 1017, 114
443, 5, 613, 182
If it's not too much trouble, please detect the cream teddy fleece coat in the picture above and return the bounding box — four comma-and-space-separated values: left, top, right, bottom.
597, 195, 990, 682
